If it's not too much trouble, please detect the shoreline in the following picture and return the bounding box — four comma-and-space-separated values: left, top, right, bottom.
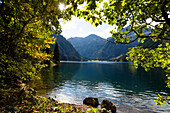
39, 91, 158, 113
0, 82, 163, 113
54, 100, 157, 113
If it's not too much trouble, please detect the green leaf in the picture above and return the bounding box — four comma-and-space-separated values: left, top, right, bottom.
99, 0, 103, 3
103, 2, 108, 8
122, 0, 126, 6
139, 9, 142, 14
166, 43, 169, 46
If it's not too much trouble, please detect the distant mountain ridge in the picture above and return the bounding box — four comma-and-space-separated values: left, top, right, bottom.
109, 37, 163, 62
94, 37, 140, 60
68, 34, 106, 59
51, 34, 82, 61
49, 27, 153, 61
68, 27, 152, 60
68, 33, 140, 60
138, 38, 162, 49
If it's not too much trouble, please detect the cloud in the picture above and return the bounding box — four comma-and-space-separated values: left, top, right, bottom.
104, 25, 117, 33
61, 20, 77, 30
61, 16, 87, 30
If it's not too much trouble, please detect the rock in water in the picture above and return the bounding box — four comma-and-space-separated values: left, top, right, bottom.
101, 99, 116, 113
83, 97, 99, 107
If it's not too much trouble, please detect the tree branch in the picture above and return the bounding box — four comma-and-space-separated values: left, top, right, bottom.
15, 17, 34, 38
152, 17, 166, 22
161, 0, 170, 26
165, 52, 170, 58
107, 36, 138, 44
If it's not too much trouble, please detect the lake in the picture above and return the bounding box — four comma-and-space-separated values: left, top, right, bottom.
28, 62, 170, 113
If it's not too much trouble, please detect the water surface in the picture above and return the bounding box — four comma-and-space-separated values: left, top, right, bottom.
28, 62, 170, 112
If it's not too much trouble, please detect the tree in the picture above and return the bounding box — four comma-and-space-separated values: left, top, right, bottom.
64, 0, 170, 105
53, 42, 60, 64
0, 0, 72, 86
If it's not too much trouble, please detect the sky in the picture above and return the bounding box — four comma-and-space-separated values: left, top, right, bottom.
59, 0, 116, 39
61, 16, 117, 39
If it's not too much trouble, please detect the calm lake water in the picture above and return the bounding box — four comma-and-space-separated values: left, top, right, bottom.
28, 62, 170, 113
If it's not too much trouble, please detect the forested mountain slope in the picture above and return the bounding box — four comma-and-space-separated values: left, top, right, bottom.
52, 34, 82, 61
68, 34, 106, 59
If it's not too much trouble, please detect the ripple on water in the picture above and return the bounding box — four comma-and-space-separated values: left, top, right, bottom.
48, 80, 170, 112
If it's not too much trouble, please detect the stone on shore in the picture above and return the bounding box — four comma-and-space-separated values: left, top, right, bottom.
83, 97, 99, 107
101, 99, 116, 113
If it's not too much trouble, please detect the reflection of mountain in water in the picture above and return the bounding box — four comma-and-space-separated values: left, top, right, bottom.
53, 63, 82, 85
65, 62, 168, 93
28, 62, 169, 96
27, 64, 81, 96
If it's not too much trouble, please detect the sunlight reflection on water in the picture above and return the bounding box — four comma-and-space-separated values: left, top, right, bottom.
48, 80, 170, 112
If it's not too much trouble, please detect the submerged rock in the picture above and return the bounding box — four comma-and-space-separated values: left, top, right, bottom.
101, 99, 116, 113
83, 97, 99, 107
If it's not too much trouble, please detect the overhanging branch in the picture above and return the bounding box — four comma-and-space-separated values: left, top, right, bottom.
161, 0, 170, 26
152, 17, 166, 22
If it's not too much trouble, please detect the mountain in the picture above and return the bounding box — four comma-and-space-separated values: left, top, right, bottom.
51, 34, 82, 61
138, 38, 162, 49
67, 27, 152, 61
95, 33, 140, 60
68, 34, 106, 59
109, 54, 128, 62
94, 27, 152, 60
109, 37, 163, 62
68, 34, 140, 60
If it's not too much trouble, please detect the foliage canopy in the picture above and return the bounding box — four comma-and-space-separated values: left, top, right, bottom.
0, 0, 69, 86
